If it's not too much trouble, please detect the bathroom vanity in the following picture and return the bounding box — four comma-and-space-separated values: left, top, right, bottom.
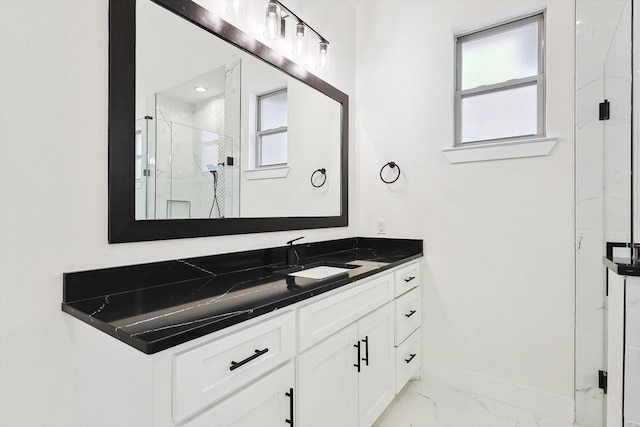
63, 237, 423, 426
603, 244, 640, 427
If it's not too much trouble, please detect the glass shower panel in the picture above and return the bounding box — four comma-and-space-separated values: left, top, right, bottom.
153, 119, 234, 219
634, 0, 639, 248
134, 116, 156, 220
603, 0, 632, 247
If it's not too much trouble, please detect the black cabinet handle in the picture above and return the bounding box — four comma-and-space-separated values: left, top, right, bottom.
404, 276, 416, 283
405, 310, 417, 318
405, 353, 417, 363
362, 336, 369, 366
354, 342, 361, 372
229, 348, 269, 371
285, 388, 294, 426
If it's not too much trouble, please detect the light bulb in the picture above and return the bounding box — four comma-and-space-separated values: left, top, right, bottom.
293, 22, 307, 57
318, 40, 329, 71
264, 1, 280, 39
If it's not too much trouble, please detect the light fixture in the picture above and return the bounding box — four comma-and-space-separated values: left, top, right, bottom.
263, 0, 330, 69
293, 22, 307, 57
226, 0, 246, 18
194, 86, 207, 93
318, 40, 329, 71
264, 0, 282, 39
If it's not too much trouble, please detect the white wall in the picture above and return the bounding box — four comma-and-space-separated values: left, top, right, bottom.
355, 0, 575, 421
0, 0, 578, 425
239, 58, 342, 217
0, 1, 356, 426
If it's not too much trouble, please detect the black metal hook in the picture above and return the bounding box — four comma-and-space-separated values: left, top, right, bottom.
380, 162, 400, 184
311, 168, 327, 188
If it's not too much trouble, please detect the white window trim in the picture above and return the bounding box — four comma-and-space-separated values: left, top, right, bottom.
442, 136, 557, 164
453, 12, 547, 152
244, 165, 290, 180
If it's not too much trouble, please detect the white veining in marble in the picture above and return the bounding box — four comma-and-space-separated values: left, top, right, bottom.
374, 380, 576, 427
576, 1, 627, 130
576, 232, 608, 337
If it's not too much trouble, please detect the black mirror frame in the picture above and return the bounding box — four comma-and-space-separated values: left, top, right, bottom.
108, 0, 349, 243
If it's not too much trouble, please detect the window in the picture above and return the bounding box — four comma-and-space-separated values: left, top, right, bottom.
455, 13, 545, 146
256, 88, 288, 167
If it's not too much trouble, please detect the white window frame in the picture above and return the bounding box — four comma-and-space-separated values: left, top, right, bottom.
256, 88, 288, 168
454, 12, 546, 147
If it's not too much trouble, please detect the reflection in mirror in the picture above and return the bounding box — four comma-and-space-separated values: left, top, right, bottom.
108, 0, 348, 242
135, 0, 341, 221
135, 66, 237, 220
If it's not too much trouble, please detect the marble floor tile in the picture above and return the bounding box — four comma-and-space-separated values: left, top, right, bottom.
374, 380, 577, 427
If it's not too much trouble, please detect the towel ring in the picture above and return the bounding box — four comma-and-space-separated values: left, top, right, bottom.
380, 162, 400, 184
311, 168, 327, 188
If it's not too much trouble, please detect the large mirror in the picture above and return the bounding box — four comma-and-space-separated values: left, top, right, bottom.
109, 0, 348, 243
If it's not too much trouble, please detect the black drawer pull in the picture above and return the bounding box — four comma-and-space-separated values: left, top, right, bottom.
354, 342, 361, 372
362, 336, 369, 366
405, 310, 417, 318
404, 276, 416, 283
230, 348, 269, 371
285, 388, 294, 426
405, 353, 417, 363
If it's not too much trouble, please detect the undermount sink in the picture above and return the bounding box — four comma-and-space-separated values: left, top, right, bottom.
288, 266, 353, 280
277, 262, 361, 280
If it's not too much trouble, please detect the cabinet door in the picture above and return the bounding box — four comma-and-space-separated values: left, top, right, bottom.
297, 323, 359, 427
182, 362, 295, 427
357, 303, 395, 427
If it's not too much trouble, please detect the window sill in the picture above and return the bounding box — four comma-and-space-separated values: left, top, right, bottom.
442, 137, 557, 164
244, 166, 290, 180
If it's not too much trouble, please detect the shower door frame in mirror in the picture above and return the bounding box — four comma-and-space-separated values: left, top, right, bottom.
108, 0, 348, 243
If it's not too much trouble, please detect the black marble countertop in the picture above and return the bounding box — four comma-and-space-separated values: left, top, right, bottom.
604, 242, 640, 276
63, 237, 423, 354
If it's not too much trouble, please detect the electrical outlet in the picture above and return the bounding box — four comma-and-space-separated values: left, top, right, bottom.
377, 220, 386, 235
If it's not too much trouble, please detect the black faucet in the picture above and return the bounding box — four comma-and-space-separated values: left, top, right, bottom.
286, 236, 304, 267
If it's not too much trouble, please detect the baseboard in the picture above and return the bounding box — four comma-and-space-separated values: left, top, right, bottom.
422, 361, 575, 424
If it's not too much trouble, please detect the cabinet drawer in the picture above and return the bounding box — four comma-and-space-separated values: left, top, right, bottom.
173, 311, 295, 422
394, 287, 421, 345
181, 362, 295, 427
395, 329, 421, 394
394, 261, 420, 297
298, 273, 394, 351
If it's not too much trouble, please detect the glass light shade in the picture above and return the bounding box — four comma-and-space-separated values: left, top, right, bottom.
226, 0, 246, 18
318, 41, 329, 71
264, 1, 280, 39
293, 22, 307, 57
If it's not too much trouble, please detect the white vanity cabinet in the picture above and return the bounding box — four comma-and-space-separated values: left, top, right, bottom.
297, 303, 395, 427
173, 311, 296, 422
393, 264, 421, 393
295, 270, 404, 427
70, 259, 422, 427
182, 361, 295, 427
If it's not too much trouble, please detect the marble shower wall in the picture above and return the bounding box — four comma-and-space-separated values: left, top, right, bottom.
575, 1, 632, 426
154, 93, 229, 219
